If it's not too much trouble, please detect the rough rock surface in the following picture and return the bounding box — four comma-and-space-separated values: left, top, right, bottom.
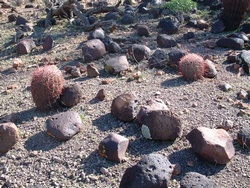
180, 172, 214, 188
0, 122, 19, 153
104, 56, 129, 74
111, 92, 137, 122
16, 39, 36, 54
216, 37, 244, 50
42, 35, 54, 51
46, 111, 83, 141
120, 153, 174, 188
203, 59, 217, 78
87, 64, 100, 77
60, 84, 82, 107
98, 132, 129, 162
186, 127, 235, 164
82, 39, 106, 62
129, 44, 151, 62
148, 49, 169, 68
237, 127, 250, 149
157, 34, 177, 48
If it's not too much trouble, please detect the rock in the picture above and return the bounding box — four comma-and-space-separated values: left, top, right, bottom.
137, 2, 149, 14
121, 14, 134, 25
104, 56, 129, 74
203, 59, 217, 78
137, 24, 150, 37
120, 153, 173, 188
217, 119, 234, 131
186, 19, 197, 27
111, 92, 137, 122
13, 58, 24, 69
237, 127, 250, 149
42, 35, 54, 51
99, 132, 129, 162
82, 39, 106, 62
216, 37, 244, 50
88, 16, 96, 24
157, 17, 179, 35
219, 83, 232, 92
16, 39, 36, 54
70, 67, 81, 78
60, 84, 82, 107
228, 33, 249, 42
105, 12, 119, 20
238, 89, 248, 99
24, 4, 34, 8
186, 127, 235, 164
168, 50, 186, 67
172, 163, 182, 176
8, 14, 17, 22
0, 122, 19, 154
197, 19, 209, 29
211, 20, 225, 33
157, 34, 177, 48
148, 49, 169, 69
16, 15, 29, 25
88, 28, 105, 40
180, 172, 214, 188
46, 111, 83, 141
87, 64, 100, 77
148, 7, 163, 18
107, 42, 121, 53
183, 32, 195, 40
237, 50, 250, 74
96, 89, 106, 101
129, 44, 151, 62
240, 23, 250, 34
137, 99, 182, 140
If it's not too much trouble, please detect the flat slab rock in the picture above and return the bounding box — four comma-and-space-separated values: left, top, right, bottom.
0, 122, 19, 153
180, 172, 214, 188
120, 153, 173, 188
46, 111, 83, 141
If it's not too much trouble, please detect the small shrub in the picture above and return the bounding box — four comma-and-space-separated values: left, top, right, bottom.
165, 0, 197, 13
179, 53, 205, 81
30, 65, 65, 110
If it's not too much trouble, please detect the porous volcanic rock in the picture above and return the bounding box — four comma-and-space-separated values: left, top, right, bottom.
137, 99, 182, 140
98, 132, 129, 162
82, 39, 106, 62
0, 122, 19, 154
46, 111, 83, 141
168, 50, 186, 67
237, 126, 250, 149
111, 92, 137, 122
60, 84, 82, 107
148, 49, 169, 69
16, 38, 36, 54
120, 153, 174, 188
186, 127, 235, 164
104, 56, 129, 74
157, 16, 179, 35
157, 34, 177, 48
180, 172, 214, 188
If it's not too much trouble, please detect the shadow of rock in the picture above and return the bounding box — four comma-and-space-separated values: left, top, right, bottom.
161, 77, 189, 88
92, 113, 119, 132
168, 148, 225, 181
24, 131, 62, 151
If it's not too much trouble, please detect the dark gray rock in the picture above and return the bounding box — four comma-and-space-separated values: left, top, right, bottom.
0, 122, 19, 154
168, 50, 186, 67
104, 56, 129, 74
121, 14, 134, 25
137, 24, 150, 37
87, 64, 100, 77
99, 133, 129, 162
82, 39, 106, 62
8, 14, 17, 22
96, 89, 106, 101
240, 23, 250, 34
111, 92, 137, 122
60, 84, 82, 107
203, 59, 217, 78
16, 15, 29, 25
88, 28, 105, 40
107, 42, 121, 53
237, 50, 250, 74
42, 35, 54, 51
157, 34, 177, 48
228, 33, 249, 42
148, 7, 163, 18
137, 99, 182, 140
186, 19, 197, 27
211, 20, 225, 33
46, 111, 83, 141
180, 172, 214, 188
137, 2, 149, 14
183, 32, 195, 40
216, 37, 244, 50
88, 16, 96, 24
16, 38, 36, 54
105, 12, 119, 20
129, 44, 151, 62
237, 127, 250, 149
157, 17, 179, 35
120, 153, 174, 188
148, 49, 169, 69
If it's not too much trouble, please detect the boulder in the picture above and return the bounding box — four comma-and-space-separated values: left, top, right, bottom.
87, 64, 100, 77
148, 49, 169, 69
46, 111, 83, 141
111, 92, 137, 122
186, 127, 235, 164
82, 39, 106, 62
107, 42, 121, 53
129, 44, 151, 62
60, 84, 82, 107
137, 24, 150, 37
42, 35, 54, 51
137, 99, 182, 140
157, 17, 179, 35
0, 122, 19, 153
99, 132, 129, 162
203, 59, 217, 78
237, 127, 250, 149
157, 34, 177, 48
180, 172, 214, 188
120, 153, 173, 188
104, 56, 129, 74
16, 39, 36, 54
216, 37, 244, 50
